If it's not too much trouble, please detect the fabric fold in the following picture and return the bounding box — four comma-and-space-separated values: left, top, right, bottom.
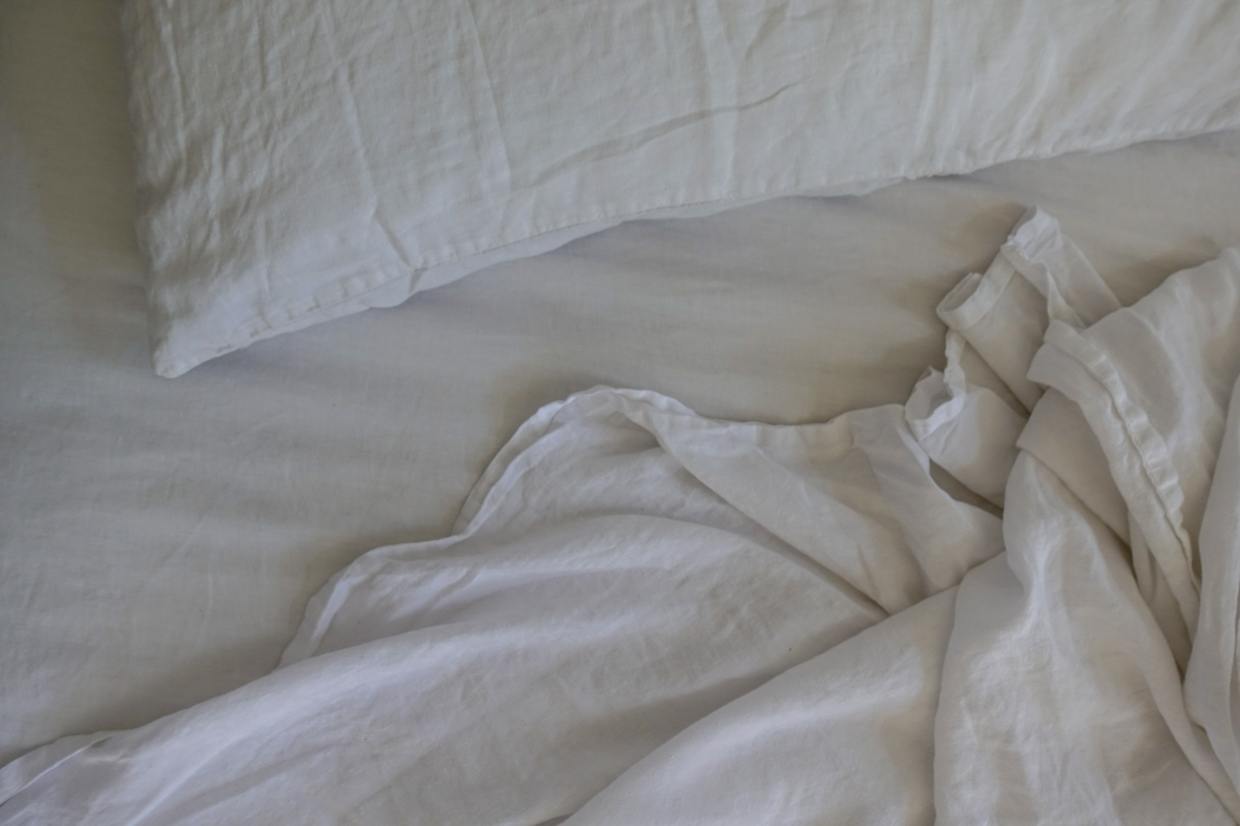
935, 206, 1120, 410
936, 247, 1240, 823
905, 331, 1025, 506
1186, 370, 1240, 796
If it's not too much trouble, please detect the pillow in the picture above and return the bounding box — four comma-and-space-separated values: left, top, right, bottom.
121, 0, 1240, 377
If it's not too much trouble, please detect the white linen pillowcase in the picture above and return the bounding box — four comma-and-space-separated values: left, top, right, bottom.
121, 0, 1240, 376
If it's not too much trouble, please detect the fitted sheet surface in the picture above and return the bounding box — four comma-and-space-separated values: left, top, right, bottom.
3, 0, 1240, 766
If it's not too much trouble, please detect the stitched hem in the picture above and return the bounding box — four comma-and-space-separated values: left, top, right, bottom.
1029, 321, 1199, 623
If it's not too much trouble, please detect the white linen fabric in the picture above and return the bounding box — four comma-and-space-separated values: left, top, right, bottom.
8, 211, 1240, 823
121, 0, 1240, 376
0, 385, 1003, 824
14, 3, 1240, 775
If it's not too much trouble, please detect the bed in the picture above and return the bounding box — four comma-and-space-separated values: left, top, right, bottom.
3, 1, 1240, 823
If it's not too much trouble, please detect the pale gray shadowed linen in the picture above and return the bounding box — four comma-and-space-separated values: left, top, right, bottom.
9, 212, 1240, 823
10, 4, 1240, 816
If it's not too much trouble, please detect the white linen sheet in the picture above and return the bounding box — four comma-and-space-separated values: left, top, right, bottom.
9, 4, 1240, 820
7, 209, 1240, 823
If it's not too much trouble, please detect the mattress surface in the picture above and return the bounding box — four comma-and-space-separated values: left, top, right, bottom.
3, 0, 1240, 764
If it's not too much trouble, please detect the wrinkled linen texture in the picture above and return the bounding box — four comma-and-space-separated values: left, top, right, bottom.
121, 0, 1240, 375
6, 211, 1240, 823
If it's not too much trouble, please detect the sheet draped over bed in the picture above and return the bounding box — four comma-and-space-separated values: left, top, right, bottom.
4, 211, 1240, 824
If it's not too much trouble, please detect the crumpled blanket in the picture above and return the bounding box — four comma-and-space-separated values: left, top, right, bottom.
4, 210, 1240, 825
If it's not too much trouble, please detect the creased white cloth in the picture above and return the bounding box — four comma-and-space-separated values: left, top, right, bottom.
5, 212, 1240, 824
122, 0, 1240, 376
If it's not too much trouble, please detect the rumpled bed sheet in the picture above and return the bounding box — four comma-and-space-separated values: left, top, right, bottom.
4, 210, 1240, 824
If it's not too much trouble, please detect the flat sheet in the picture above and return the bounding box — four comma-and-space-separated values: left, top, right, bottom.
4, 0, 1240, 778
6, 212, 1240, 824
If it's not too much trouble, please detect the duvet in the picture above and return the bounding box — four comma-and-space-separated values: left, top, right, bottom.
4, 210, 1240, 824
